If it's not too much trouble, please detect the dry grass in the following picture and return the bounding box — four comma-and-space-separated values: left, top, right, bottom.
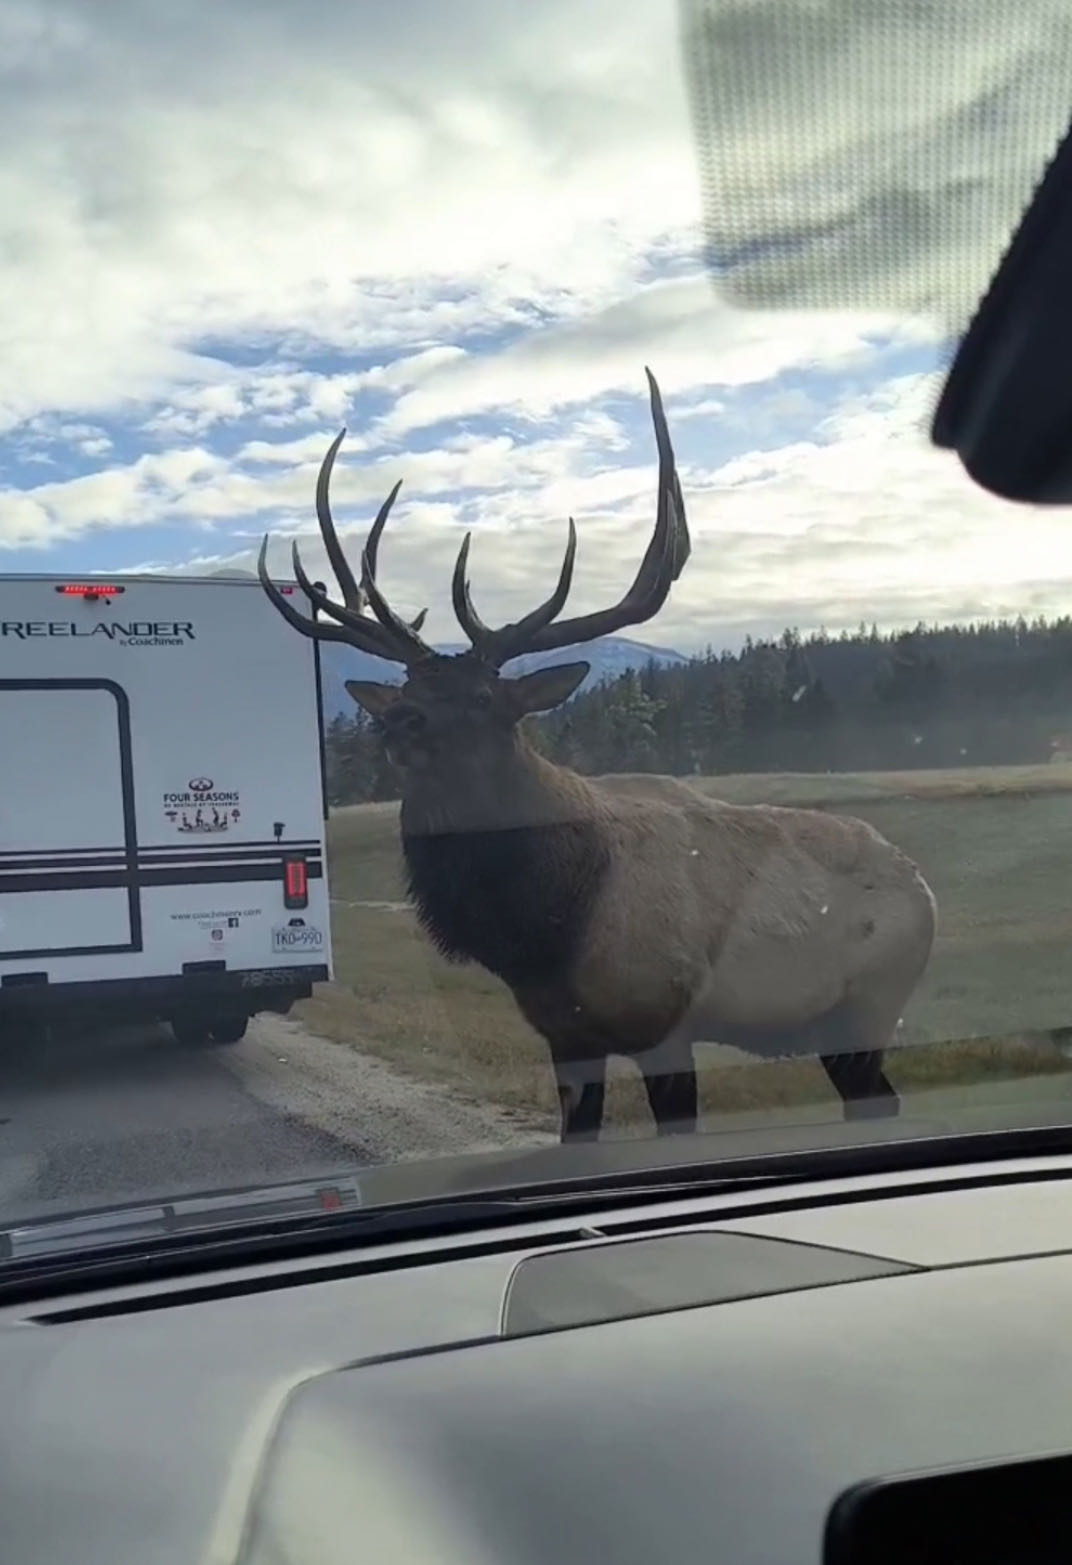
677, 761, 1072, 807
297, 762, 1072, 1128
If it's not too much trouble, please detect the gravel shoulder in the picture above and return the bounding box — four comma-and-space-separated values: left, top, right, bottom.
233, 1013, 554, 1165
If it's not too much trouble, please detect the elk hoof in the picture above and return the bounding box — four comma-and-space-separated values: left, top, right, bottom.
843, 1095, 901, 1122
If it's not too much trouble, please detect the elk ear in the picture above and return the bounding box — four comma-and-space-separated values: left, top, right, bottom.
345, 680, 403, 717
505, 661, 590, 716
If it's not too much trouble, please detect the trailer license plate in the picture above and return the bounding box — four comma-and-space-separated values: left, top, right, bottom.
271, 923, 325, 954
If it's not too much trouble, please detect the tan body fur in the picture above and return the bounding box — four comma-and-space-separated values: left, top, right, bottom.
402, 740, 937, 1087
564, 774, 935, 1060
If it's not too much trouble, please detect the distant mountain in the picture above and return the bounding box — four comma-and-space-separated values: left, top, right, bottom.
318, 636, 690, 721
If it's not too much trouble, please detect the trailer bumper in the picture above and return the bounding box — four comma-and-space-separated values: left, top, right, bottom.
0, 965, 330, 1030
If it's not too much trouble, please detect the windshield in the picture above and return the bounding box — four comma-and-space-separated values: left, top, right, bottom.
4, 0, 1072, 1262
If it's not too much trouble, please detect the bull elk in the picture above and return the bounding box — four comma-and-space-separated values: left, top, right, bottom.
259, 370, 937, 1142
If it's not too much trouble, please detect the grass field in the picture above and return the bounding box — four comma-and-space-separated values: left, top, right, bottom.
296, 763, 1072, 1132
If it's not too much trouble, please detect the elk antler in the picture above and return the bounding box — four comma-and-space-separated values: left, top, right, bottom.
258, 431, 432, 664
449, 368, 689, 666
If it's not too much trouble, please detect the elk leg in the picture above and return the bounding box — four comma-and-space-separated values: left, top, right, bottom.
555, 1055, 607, 1143
641, 1040, 698, 1136
820, 1049, 899, 1120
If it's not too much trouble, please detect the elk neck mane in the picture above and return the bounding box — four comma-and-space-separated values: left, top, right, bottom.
398, 734, 613, 992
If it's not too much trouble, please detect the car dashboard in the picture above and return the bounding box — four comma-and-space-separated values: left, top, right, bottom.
5, 1148, 1072, 1563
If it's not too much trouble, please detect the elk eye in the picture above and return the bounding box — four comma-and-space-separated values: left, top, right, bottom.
385, 703, 427, 735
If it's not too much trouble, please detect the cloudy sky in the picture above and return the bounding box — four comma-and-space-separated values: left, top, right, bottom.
3, 0, 1072, 654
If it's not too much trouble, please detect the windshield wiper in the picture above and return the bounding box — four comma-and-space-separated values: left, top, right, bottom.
0, 1172, 365, 1262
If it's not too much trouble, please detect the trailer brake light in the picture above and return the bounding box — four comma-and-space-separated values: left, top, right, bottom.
283, 856, 309, 910
55, 582, 125, 599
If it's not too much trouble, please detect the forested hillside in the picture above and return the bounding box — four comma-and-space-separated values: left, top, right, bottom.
323, 616, 1072, 805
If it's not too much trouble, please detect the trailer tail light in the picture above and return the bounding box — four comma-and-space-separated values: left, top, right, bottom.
283, 856, 308, 910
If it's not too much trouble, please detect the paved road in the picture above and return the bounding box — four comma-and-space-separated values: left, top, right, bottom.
0, 1011, 549, 1228
0, 1021, 370, 1225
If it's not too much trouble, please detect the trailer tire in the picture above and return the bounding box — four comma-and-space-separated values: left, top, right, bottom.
208, 1013, 249, 1045
171, 1012, 213, 1046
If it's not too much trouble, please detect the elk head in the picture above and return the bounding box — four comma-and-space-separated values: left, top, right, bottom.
258, 369, 690, 776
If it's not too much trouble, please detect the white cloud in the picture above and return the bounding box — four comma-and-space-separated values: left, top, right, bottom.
0, 0, 707, 433
654, 373, 1072, 645
0, 399, 643, 562
0, 445, 229, 546
380, 277, 931, 434
143, 349, 472, 443
0, 0, 967, 444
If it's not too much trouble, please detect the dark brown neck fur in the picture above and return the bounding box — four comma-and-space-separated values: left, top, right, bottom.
399, 734, 611, 990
